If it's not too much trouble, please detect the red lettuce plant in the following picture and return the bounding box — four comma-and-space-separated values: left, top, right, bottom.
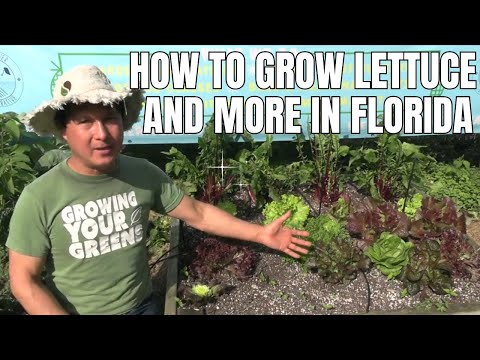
346, 196, 410, 248
409, 196, 466, 239
189, 237, 260, 282
440, 228, 480, 280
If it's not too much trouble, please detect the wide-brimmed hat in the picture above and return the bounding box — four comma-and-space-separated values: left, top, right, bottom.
25, 65, 144, 138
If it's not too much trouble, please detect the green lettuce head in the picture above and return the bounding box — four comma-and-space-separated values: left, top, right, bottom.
365, 232, 414, 280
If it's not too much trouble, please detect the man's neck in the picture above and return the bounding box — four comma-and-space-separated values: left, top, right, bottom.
66, 157, 119, 176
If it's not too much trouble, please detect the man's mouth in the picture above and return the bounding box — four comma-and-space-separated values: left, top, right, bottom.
94, 146, 113, 153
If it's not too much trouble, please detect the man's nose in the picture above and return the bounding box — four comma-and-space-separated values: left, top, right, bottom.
93, 120, 108, 139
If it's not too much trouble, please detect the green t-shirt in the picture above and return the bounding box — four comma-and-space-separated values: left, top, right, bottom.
6, 154, 184, 315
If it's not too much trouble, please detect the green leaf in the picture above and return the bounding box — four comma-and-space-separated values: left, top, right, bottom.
14, 162, 33, 171
337, 145, 350, 157
192, 284, 211, 297
6, 176, 15, 194
10, 153, 30, 163
272, 173, 287, 181
5, 120, 20, 141
401, 142, 422, 158
363, 149, 377, 163
174, 165, 181, 177
12, 144, 30, 154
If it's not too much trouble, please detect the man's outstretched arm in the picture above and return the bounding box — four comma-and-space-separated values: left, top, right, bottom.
167, 195, 311, 258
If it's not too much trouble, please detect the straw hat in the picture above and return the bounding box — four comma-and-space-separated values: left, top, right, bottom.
25, 65, 144, 138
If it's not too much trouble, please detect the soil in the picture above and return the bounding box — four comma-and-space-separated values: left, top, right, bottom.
174, 190, 480, 315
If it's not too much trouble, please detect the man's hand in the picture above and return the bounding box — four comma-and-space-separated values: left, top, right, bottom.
255, 211, 312, 258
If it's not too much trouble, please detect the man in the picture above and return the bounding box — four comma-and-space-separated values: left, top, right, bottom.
6, 65, 311, 315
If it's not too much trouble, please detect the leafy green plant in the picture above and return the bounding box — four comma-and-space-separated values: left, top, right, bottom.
301, 212, 372, 284
425, 159, 480, 218
178, 282, 232, 308
397, 193, 423, 219
304, 236, 370, 284
275, 161, 313, 193
262, 194, 310, 230
162, 118, 248, 204
305, 133, 349, 212
229, 134, 278, 208
161, 146, 201, 196
258, 271, 278, 286
0, 114, 37, 231
0, 112, 62, 313
331, 197, 349, 222
192, 284, 224, 299
192, 284, 211, 297
347, 133, 434, 202
217, 200, 237, 216
292, 132, 349, 213
1, 112, 61, 239
443, 288, 458, 297
34, 148, 71, 174
365, 232, 414, 280
416, 297, 449, 313
146, 214, 171, 255
304, 214, 348, 245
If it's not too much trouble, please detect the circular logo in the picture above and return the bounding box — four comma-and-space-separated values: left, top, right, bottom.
0, 52, 23, 107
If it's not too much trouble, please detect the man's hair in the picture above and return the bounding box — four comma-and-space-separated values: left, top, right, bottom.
54, 102, 126, 130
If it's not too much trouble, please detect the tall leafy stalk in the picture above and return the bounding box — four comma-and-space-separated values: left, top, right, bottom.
307, 133, 346, 214
402, 159, 417, 213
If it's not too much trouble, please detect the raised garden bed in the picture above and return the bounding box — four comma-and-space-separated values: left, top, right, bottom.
158, 130, 480, 315
163, 192, 480, 316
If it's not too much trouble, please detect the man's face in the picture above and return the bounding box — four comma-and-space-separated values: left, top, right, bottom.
62, 103, 124, 175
